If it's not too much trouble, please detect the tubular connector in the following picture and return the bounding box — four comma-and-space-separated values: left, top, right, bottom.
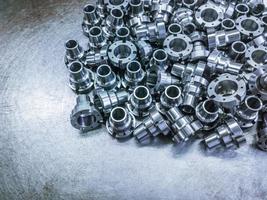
257, 112, 267, 152
245, 45, 267, 71
235, 95, 263, 128
207, 29, 241, 50
106, 107, 136, 139
94, 64, 121, 91
234, 4, 250, 18
127, 0, 150, 27
246, 0, 265, 16
105, 0, 129, 12
207, 49, 243, 75
96, 0, 106, 18
168, 23, 182, 35
249, 66, 267, 101
88, 26, 107, 49
70, 95, 103, 132
68, 61, 94, 94
203, 118, 246, 150
149, 49, 169, 71
151, 2, 173, 23
127, 86, 154, 117
64, 40, 85, 67
82, 4, 102, 37
191, 41, 209, 62
221, 18, 236, 31
134, 21, 167, 42
135, 40, 153, 65
122, 61, 146, 91
102, 8, 124, 40
182, 0, 202, 10
229, 41, 247, 62
115, 27, 131, 41
196, 99, 220, 130
166, 107, 203, 143
84, 46, 108, 67
156, 85, 183, 114
134, 109, 171, 143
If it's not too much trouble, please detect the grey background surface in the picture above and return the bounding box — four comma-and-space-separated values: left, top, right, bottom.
0, 0, 267, 199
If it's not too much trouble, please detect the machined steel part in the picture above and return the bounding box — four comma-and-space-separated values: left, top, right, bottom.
151, 1, 173, 23
195, 4, 223, 29
94, 64, 121, 91
135, 40, 153, 65
245, 45, 267, 71
163, 34, 193, 61
108, 40, 137, 69
94, 89, 128, 116
191, 41, 209, 61
182, 0, 201, 9
246, 0, 265, 16
204, 118, 246, 150
156, 85, 183, 114
64, 40, 85, 67
68, 61, 94, 94
82, 4, 102, 37
221, 18, 236, 31
168, 23, 183, 35
127, 86, 154, 117
149, 49, 169, 71
70, 95, 103, 132
208, 73, 246, 111
235, 95, 263, 128
134, 109, 171, 143
166, 107, 203, 143
88, 26, 107, 49
122, 61, 146, 91
234, 4, 250, 18
127, 0, 150, 27
229, 41, 247, 62
115, 27, 131, 41
105, 0, 129, 12
248, 66, 267, 101
84, 45, 108, 67
257, 112, 267, 151
106, 107, 136, 139
96, 0, 106, 18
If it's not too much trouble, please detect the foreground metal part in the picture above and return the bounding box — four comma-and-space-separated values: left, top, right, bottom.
71, 95, 103, 132
229, 41, 247, 62
64, 40, 85, 67
245, 45, 267, 71
204, 118, 246, 150
88, 26, 107, 49
149, 49, 169, 71
257, 112, 267, 152
106, 107, 136, 139
135, 40, 153, 65
82, 4, 101, 37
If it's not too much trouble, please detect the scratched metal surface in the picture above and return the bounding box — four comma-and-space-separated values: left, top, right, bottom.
0, 0, 267, 199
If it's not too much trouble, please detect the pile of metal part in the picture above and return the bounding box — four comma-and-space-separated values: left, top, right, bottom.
64, 0, 267, 151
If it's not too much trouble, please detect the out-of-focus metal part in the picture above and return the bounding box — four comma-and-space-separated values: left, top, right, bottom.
234, 4, 250, 18
246, 0, 265, 16
105, 0, 129, 12
70, 95, 103, 132
207, 29, 240, 50
196, 99, 220, 130
208, 0, 235, 19
248, 35, 267, 47
108, 40, 137, 69
248, 66, 267, 101
261, 15, 267, 32
203, 118, 246, 150
229, 41, 247, 62
64, 40, 85, 67
208, 73, 246, 111
151, 1, 173, 23
166, 107, 203, 143
102, 8, 124, 40
127, 86, 154, 117
245, 45, 267, 71
207, 49, 243, 75
94, 89, 129, 116
257, 112, 267, 151
235, 95, 263, 128
146, 69, 179, 94
180, 76, 208, 114
135, 40, 153, 65
195, 4, 223, 29
156, 85, 183, 114
127, 0, 150, 27
163, 34, 193, 61
94, 64, 121, 91
82, 4, 102, 37
221, 18, 235, 31
68, 61, 94, 94
115, 27, 131, 41
122, 61, 146, 91
168, 23, 182, 35
236, 15, 264, 40
149, 49, 169, 71
134, 109, 171, 143
134, 21, 167, 42
191, 41, 209, 61
88, 26, 107, 50
84, 45, 108, 67
106, 107, 136, 139
171, 61, 206, 82
96, 0, 106, 18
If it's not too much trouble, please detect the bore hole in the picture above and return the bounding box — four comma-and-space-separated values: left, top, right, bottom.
97, 65, 111, 76
215, 80, 238, 97
127, 61, 141, 72
89, 27, 101, 36
246, 96, 262, 111
236, 4, 249, 13
169, 24, 181, 34
169, 38, 187, 52
117, 27, 129, 37
65, 40, 77, 49
166, 86, 180, 98
262, 16, 267, 24
111, 107, 126, 121
201, 8, 218, 22
154, 49, 167, 61
77, 114, 96, 127
241, 19, 259, 32
83, 4, 95, 13
134, 86, 149, 99
232, 42, 246, 53
69, 62, 82, 73
131, 0, 141, 5
203, 99, 218, 113
182, 105, 194, 114
111, 8, 123, 18
183, 0, 195, 5
114, 44, 131, 59
222, 19, 234, 29
251, 50, 267, 65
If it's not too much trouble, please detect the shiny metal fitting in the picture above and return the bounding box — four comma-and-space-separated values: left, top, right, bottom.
234, 4, 249, 18
229, 41, 247, 62
68, 61, 94, 94
149, 49, 169, 71
106, 107, 136, 139
168, 23, 183, 35
70, 95, 103, 132
221, 18, 235, 31
191, 41, 209, 62
88, 26, 107, 49
134, 109, 170, 143
96, 0, 106, 18
94, 89, 129, 116
115, 27, 131, 41
106, 0, 129, 12
84, 46, 108, 67
245, 45, 267, 71
135, 40, 153, 65
204, 118, 246, 150
182, 0, 201, 9
127, 0, 150, 27
94, 64, 121, 91
151, 2, 173, 23
64, 40, 85, 67
122, 61, 146, 91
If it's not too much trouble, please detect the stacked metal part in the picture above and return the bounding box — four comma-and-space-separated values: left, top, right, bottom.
64, 0, 267, 152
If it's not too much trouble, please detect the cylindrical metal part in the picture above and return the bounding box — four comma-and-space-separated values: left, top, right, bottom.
229, 41, 247, 62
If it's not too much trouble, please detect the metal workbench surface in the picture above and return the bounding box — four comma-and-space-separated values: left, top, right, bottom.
0, 0, 267, 199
